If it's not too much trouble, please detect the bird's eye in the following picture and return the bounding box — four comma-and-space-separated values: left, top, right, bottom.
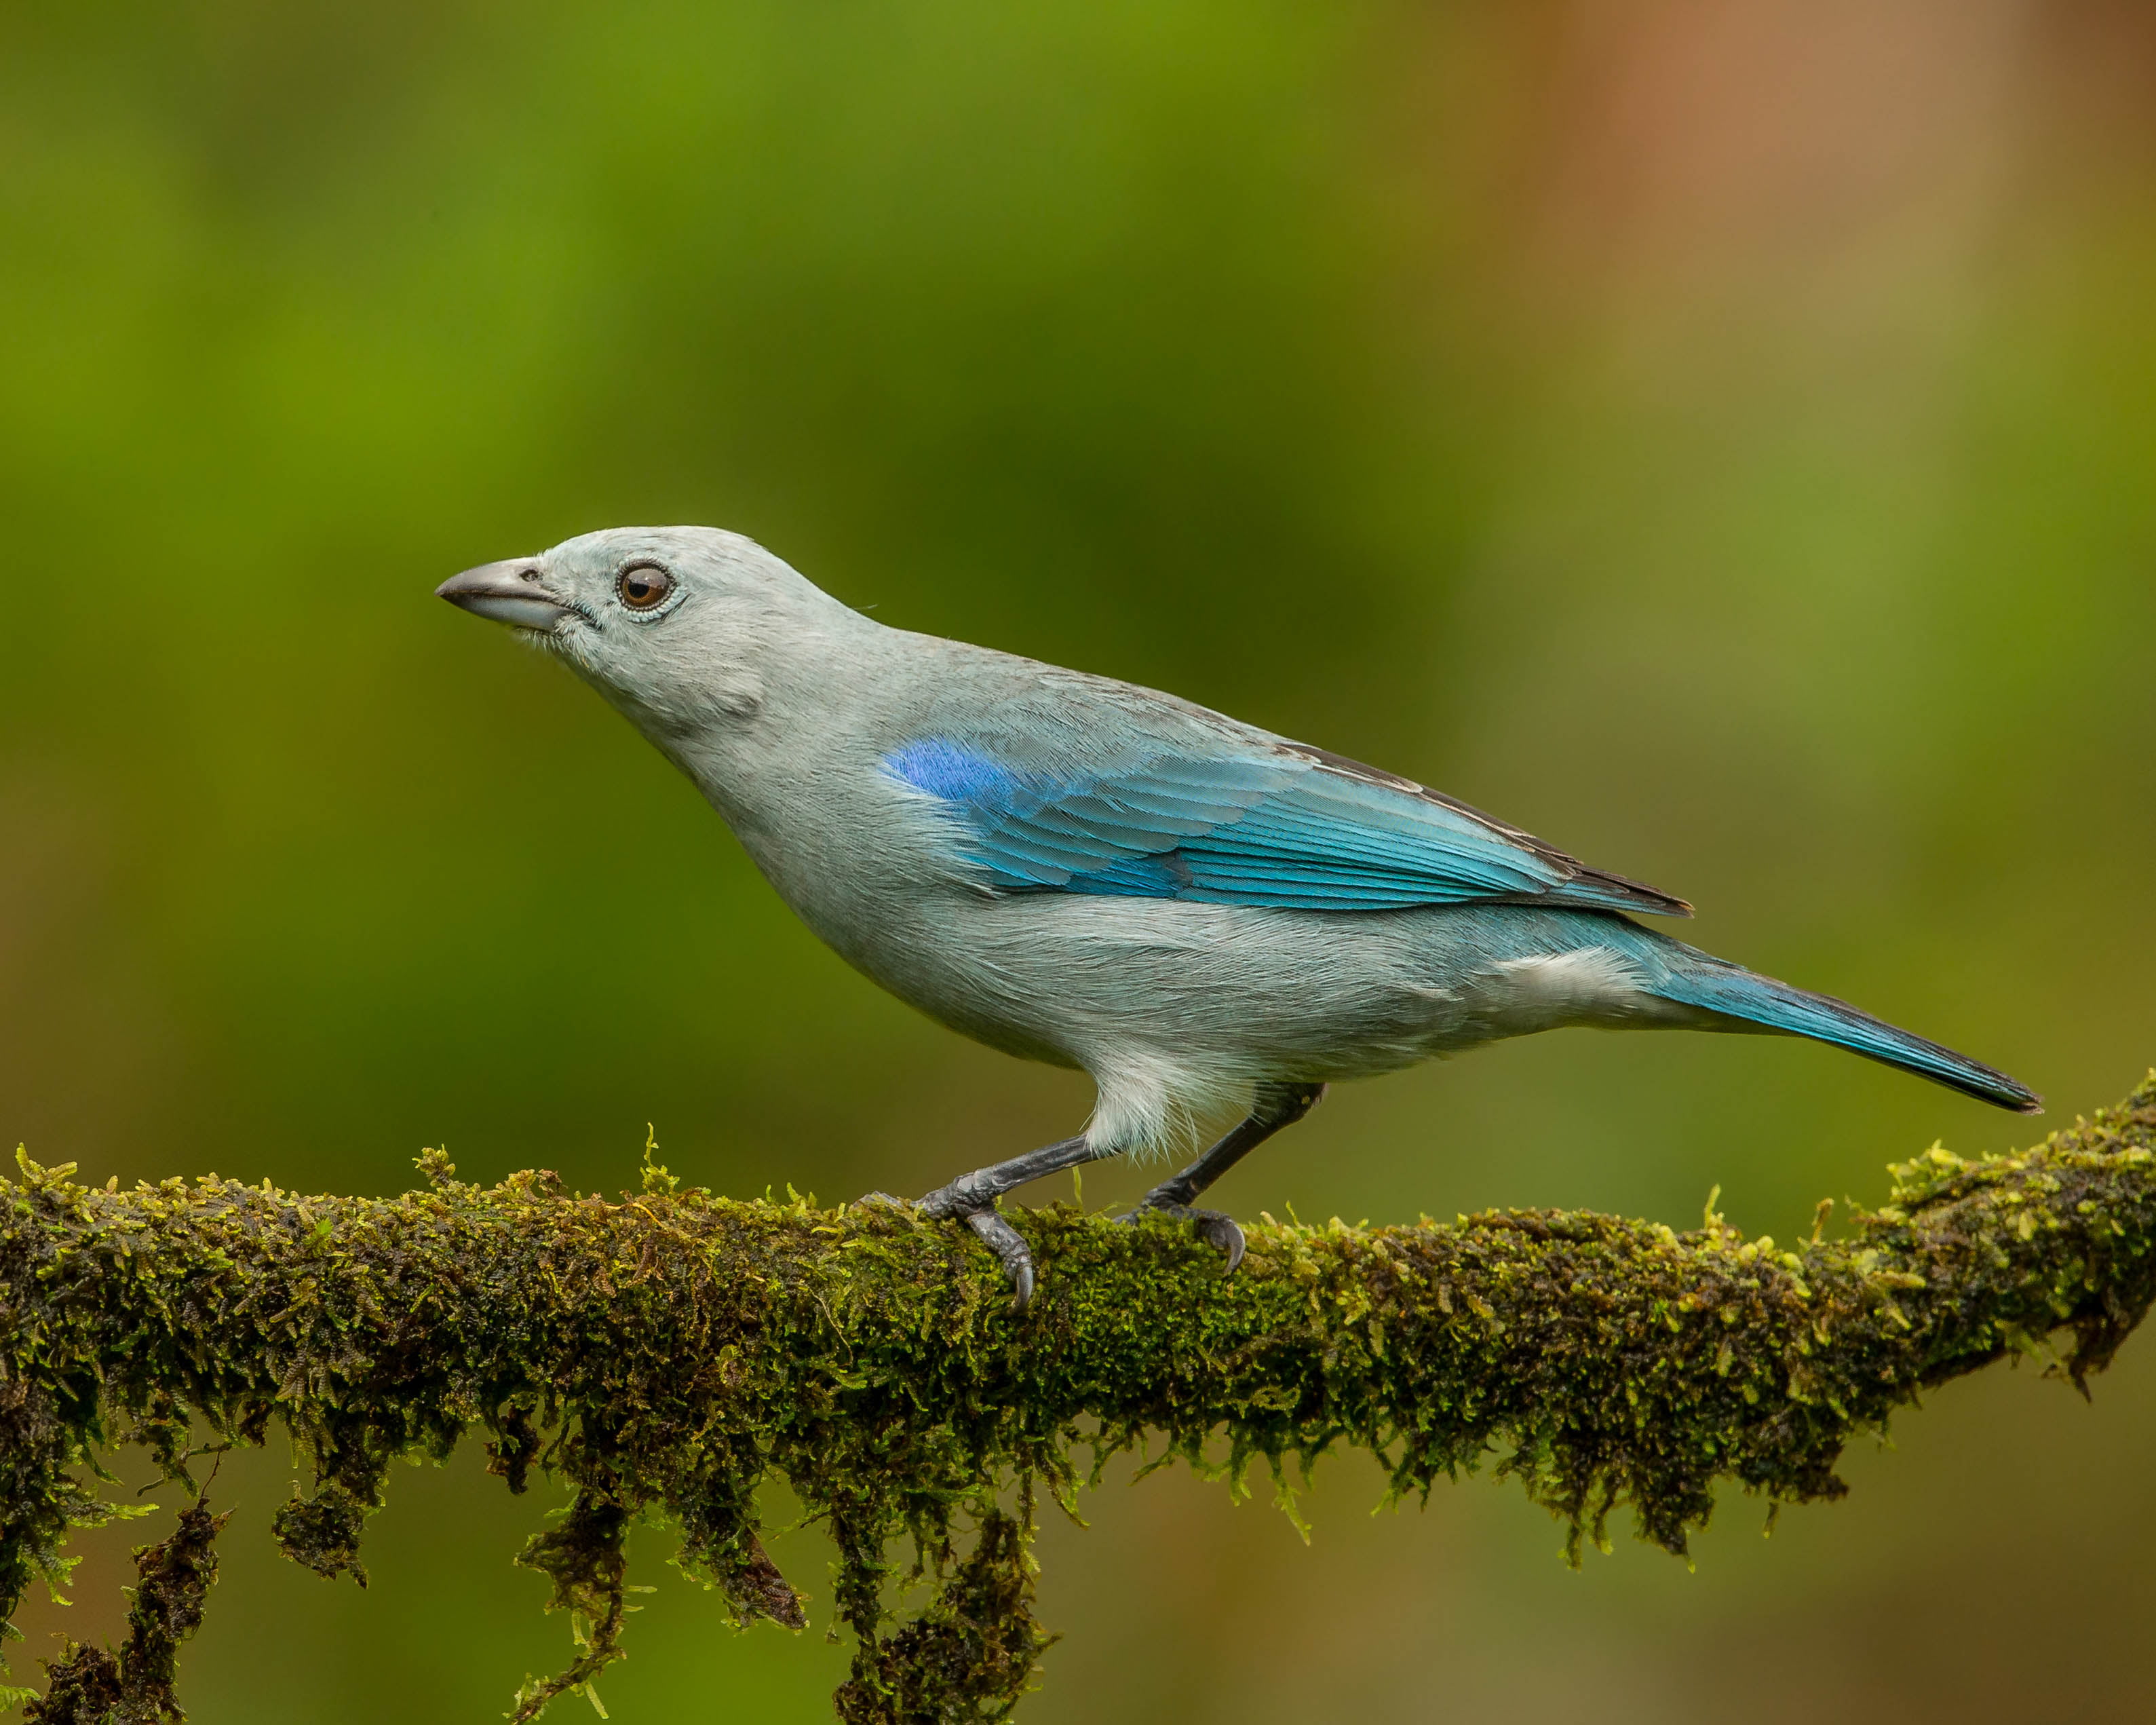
617, 565, 676, 611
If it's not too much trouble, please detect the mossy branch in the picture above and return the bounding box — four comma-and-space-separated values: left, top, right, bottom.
4, 1076, 2153, 1722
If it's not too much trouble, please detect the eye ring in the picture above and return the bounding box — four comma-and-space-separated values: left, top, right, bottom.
617, 563, 677, 613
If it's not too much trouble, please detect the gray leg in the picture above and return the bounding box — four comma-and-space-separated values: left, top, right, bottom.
915, 1135, 1117, 1309
1121, 1082, 1326, 1271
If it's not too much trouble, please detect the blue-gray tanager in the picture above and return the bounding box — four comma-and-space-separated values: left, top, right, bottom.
438, 527, 2039, 1302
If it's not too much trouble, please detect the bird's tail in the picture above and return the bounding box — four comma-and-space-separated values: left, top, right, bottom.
1647, 945, 2041, 1114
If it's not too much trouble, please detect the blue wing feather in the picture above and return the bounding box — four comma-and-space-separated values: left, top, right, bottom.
882, 736, 1689, 917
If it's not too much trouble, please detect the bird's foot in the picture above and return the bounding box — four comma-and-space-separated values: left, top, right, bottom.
1118, 1199, 1246, 1274
916, 1177, 1037, 1309
866, 1135, 1094, 1310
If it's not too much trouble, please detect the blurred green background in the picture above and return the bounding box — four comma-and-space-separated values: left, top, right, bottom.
4, 1, 2154, 1718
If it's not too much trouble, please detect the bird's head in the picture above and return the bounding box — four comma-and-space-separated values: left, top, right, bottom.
437, 525, 853, 740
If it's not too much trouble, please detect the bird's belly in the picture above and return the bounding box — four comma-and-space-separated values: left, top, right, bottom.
832, 893, 1472, 1082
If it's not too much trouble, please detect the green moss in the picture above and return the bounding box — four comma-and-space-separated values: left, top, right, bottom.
21, 1500, 228, 1724
4, 1078, 2154, 1722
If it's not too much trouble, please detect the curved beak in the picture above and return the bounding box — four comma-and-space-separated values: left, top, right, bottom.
436, 560, 573, 631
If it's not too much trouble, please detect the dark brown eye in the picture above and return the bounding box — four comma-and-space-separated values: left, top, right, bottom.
617, 565, 676, 611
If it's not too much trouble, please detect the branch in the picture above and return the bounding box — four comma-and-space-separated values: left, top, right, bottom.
4, 1076, 2153, 1722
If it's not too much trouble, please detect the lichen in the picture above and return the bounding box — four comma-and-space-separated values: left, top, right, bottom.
3, 1076, 2153, 1722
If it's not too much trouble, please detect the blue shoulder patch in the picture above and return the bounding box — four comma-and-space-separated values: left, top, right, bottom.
885, 738, 1033, 811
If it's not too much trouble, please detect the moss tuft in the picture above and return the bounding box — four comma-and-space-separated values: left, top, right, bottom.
23, 1498, 227, 1724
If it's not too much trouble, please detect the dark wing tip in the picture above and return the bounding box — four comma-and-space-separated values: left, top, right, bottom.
1279, 742, 1697, 917
1575, 867, 1695, 919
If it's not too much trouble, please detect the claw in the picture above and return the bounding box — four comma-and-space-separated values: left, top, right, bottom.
963, 1209, 1036, 1308
908, 1179, 1037, 1308
1119, 1202, 1246, 1275
1191, 1209, 1246, 1273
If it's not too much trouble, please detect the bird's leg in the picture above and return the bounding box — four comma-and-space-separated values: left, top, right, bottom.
1120, 1082, 1326, 1272
914, 1135, 1115, 1309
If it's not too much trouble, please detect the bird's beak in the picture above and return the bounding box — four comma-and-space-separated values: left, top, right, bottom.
436, 560, 575, 632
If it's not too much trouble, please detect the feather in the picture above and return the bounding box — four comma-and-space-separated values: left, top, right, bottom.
883, 736, 1691, 917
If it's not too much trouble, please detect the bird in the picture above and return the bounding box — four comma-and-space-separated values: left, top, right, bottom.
437, 525, 2039, 1304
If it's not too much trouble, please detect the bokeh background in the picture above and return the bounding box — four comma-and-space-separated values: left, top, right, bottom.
4, 1, 2155, 1718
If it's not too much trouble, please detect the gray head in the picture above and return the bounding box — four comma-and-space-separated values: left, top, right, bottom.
437, 525, 858, 738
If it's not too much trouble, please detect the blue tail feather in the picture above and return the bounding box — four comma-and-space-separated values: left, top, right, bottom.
1649, 951, 2041, 1114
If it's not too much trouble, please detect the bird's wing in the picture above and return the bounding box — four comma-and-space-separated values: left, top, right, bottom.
882, 731, 1690, 917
